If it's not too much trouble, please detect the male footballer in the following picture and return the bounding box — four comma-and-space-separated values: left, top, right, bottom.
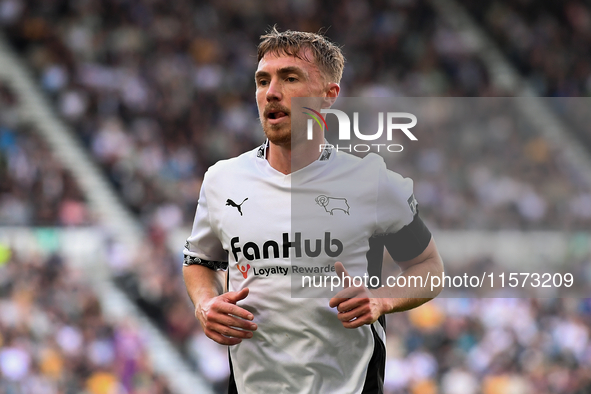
183, 28, 444, 394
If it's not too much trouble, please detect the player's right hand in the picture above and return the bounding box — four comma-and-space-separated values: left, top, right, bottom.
196, 287, 257, 346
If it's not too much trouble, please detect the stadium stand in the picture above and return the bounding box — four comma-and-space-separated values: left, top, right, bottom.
463, 0, 591, 98
6, 0, 590, 230
0, 247, 172, 394
3, 0, 590, 230
0, 82, 91, 226
461, 0, 591, 171
0, 44, 213, 394
384, 296, 591, 393
1, 0, 591, 393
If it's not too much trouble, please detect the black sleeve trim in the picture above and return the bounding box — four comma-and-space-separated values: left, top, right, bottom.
383, 213, 431, 262
366, 237, 385, 288
183, 255, 228, 271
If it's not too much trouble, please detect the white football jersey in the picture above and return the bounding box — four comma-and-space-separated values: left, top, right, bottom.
184, 141, 417, 394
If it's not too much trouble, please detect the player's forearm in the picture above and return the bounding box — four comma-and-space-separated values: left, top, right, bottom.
374, 255, 444, 314
182, 265, 226, 308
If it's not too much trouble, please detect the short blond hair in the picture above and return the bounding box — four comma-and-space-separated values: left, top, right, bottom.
257, 27, 345, 84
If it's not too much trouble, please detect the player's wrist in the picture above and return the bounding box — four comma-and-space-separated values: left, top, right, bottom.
193, 291, 220, 319
365, 293, 387, 317
377, 297, 394, 316
371, 291, 403, 315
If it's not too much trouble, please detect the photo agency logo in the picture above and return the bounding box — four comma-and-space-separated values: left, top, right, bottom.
302, 107, 418, 153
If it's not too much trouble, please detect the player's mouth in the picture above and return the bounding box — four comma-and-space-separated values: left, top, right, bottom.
265, 108, 290, 124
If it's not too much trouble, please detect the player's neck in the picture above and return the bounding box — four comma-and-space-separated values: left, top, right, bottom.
267, 137, 324, 175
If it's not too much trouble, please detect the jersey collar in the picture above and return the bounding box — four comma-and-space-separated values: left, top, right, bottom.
256, 139, 332, 162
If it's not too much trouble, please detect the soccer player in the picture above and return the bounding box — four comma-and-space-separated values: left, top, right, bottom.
183, 28, 444, 394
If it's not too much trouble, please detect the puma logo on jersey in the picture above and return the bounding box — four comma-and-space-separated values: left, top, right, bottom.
226, 198, 248, 216
315, 195, 350, 215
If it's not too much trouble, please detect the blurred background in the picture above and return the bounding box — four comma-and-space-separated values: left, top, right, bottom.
0, 0, 591, 393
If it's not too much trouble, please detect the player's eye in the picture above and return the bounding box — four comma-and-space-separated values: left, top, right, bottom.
286, 77, 297, 82
257, 79, 269, 87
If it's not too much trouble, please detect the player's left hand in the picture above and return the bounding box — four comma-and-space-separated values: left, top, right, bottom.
329, 262, 385, 329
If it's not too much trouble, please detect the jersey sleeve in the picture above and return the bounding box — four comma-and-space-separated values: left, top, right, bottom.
375, 164, 431, 262
183, 173, 228, 270
375, 165, 416, 234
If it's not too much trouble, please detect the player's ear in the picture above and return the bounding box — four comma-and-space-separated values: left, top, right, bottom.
322, 83, 340, 108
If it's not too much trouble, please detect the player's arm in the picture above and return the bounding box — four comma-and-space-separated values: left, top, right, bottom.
183, 263, 257, 346
374, 210, 444, 310
329, 216, 443, 329
183, 172, 257, 345
376, 235, 443, 311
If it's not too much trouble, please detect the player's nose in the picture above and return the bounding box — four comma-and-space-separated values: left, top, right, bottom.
266, 77, 282, 102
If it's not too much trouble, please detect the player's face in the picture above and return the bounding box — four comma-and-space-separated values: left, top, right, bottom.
255, 49, 329, 147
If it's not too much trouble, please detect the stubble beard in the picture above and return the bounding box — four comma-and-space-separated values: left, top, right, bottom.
263, 121, 292, 147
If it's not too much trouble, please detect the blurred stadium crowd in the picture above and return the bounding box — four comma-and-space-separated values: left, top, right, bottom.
0, 248, 172, 394
1, 0, 591, 393
0, 82, 90, 226
4, 0, 591, 231
465, 0, 591, 98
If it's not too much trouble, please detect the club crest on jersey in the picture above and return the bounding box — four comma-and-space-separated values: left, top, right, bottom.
237, 263, 250, 279
315, 195, 350, 215
226, 198, 248, 216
